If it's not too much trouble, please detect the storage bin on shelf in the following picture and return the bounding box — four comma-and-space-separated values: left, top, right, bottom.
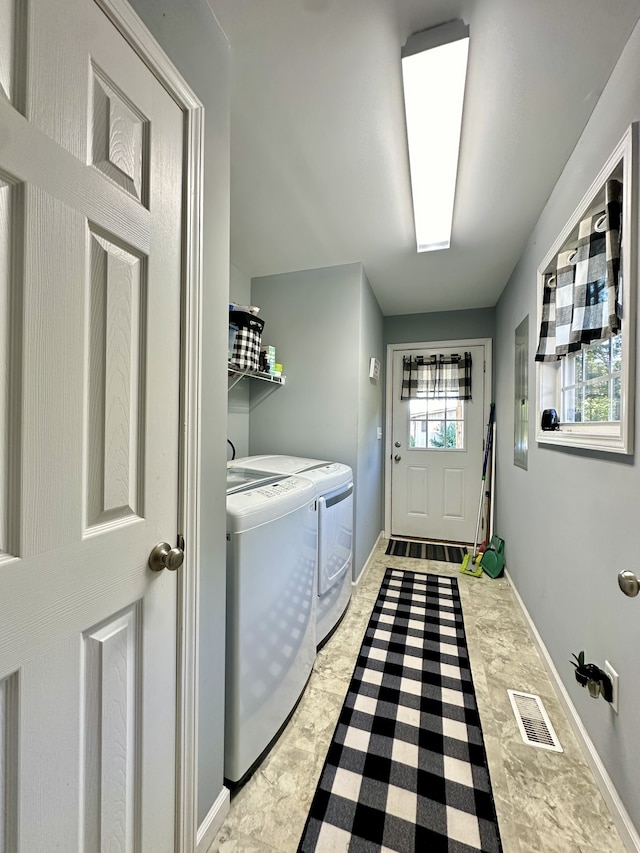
229, 310, 265, 371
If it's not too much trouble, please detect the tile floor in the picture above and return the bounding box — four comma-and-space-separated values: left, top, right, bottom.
211, 538, 626, 853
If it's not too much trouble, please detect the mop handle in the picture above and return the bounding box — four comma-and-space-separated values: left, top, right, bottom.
481, 404, 496, 480
472, 403, 496, 556
489, 421, 496, 541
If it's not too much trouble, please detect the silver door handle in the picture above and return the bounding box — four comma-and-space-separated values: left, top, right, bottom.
149, 541, 184, 572
394, 454, 401, 462
395, 441, 401, 448
618, 570, 640, 597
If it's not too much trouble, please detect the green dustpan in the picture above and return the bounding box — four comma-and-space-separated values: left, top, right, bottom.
480, 535, 505, 578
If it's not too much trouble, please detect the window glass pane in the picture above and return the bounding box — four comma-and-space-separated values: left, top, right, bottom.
428, 402, 446, 421
612, 334, 622, 373
428, 421, 446, 447
427, 421, 464, 448
444, 400, 459, 420
574, 351, 583, 384
451, 421, 464, 448
409, 417, 427, 447
409, 399, 427, 419
573, 385, 584, 422
585, 340, 610, 380
612, 376, 621, 421
563, 385, 576, 422
583, 379, 609, 421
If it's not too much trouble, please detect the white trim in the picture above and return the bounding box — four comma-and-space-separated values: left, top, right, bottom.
93, 3, 204, 851
196, 787, 231, 853
94, 0, 202, 110
506, 570, 640, 853
175, 105, 204, 853
384, 337, 493, 538
352, 530, 383, 586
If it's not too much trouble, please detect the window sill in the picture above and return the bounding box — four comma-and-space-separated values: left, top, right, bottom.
536, 425, 631, 454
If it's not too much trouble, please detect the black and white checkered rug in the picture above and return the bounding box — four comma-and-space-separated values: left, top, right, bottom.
385, 539, 466, 564
297, 569, 502, 852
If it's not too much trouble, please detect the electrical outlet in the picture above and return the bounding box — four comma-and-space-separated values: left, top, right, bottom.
605, 660, 619, 713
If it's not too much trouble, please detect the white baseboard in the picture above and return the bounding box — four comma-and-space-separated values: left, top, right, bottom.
506, 570, 640, 853
196, 786, 231, 853
353, 530, 383, 586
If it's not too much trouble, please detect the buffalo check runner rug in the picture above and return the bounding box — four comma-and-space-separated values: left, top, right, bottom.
297, 569, 502, 853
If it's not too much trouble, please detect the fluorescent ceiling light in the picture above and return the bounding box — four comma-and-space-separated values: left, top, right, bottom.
401, 20, 469, 253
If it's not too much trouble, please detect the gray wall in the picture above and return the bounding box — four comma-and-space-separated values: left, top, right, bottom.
495, 18, 640, 830
250, 264, 384, 579
356, 269, 385, 574
127, 0, 231, 827
384, 307, 495, 345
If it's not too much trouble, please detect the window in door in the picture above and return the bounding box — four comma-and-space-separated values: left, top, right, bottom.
408, 397, 465, 449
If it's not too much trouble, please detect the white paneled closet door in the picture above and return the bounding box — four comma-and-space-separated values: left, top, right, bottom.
0, 0, 184, 849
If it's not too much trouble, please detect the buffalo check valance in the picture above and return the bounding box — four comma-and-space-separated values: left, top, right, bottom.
536, 179, 622, 362
401, 352, 472, 400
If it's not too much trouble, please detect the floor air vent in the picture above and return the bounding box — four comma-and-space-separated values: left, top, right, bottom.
507, 690, 563, 752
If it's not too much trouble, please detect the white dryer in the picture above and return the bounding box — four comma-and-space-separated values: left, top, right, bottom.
225, 468, 317, 785
230, 456, 353, 646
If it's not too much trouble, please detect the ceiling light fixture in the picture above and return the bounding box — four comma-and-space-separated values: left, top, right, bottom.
401, 19, 469, 253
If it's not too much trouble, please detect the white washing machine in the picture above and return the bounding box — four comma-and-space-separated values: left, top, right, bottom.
225, 468, 318, 785
230, 456, 353, 646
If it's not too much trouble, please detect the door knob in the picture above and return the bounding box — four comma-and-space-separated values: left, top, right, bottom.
618, 570, 640, 597
395, 441, 401, 448
394, 454, 401, 462
149, 541, 184, 572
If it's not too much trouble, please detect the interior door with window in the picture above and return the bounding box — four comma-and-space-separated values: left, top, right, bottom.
0, 1, 185, 849
390, 344, 487, 543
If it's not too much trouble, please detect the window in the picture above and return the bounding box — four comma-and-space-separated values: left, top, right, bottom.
408, 397, 465, 449
536, 124, 636, 454
561, 335, 621, 423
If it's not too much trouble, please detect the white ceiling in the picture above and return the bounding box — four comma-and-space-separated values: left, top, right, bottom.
207, 0, 640, 316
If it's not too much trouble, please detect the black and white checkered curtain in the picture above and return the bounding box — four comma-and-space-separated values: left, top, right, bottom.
401, 353, 472, 400
536, 179, 622, 362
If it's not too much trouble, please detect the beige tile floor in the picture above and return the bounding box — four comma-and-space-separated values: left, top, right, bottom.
211, 538, 626, 853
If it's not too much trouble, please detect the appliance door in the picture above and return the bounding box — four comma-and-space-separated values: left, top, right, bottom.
318, 482, 354, 595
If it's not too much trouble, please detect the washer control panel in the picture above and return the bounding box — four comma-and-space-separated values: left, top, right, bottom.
253, 478, 301, 499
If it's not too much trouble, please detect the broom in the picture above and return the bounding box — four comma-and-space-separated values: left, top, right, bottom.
460, 403, 495, 576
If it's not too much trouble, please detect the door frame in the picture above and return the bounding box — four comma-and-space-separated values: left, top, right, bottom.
95, 1, 204, 850
384, 338, 493, 539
